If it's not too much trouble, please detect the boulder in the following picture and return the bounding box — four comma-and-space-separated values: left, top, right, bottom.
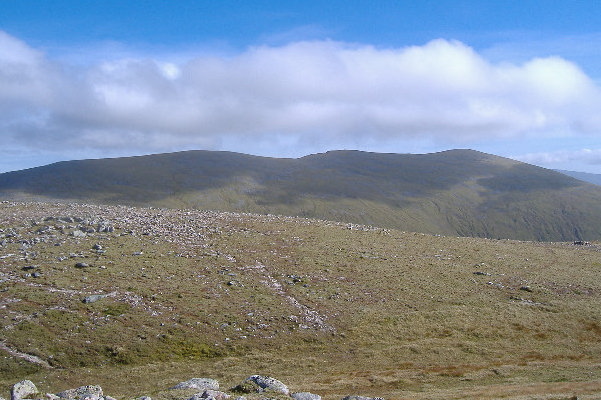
233, 375, 289, 395
56, 385, 103, 400
292, 392, 321, 400
82, 294, 107, 303
11, 380, 38, 400
170, 378, 219, 391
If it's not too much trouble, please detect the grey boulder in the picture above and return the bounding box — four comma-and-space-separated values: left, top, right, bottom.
292, 392, 322, 400
234, 375, 289, 395
11, 380, 38, 400
56, 385, 103, 400
170, 378, 219, 391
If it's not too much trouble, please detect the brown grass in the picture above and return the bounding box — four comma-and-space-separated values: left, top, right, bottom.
1, 201, 601, 399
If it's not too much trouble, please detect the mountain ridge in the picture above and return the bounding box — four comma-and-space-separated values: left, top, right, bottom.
1, 149, 600, 241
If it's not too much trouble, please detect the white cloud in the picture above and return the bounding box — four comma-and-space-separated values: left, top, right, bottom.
515, 148, 601, 167
482, 32, 601, 83
1, 31, 601, 159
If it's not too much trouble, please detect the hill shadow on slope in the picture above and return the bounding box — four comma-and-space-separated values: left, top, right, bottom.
478, 163, 580, 192
1, 149, 599, 241
0, 149, 508, 206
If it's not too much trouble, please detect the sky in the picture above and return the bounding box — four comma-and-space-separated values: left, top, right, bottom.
1, 0, 601, 173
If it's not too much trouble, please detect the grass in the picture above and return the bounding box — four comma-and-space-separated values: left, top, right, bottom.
1, 201, 601, 399
3, 149, 601, 241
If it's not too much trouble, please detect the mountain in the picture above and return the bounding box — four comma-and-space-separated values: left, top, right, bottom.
556, 169, 601, 186
1, 149, 601, 241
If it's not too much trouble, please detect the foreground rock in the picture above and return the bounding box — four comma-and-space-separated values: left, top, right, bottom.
188, 390, 230, 400
7, 376, 383, 400
291, 393, 321, 400
232, 375, 289, 395
11, 380, 38, 400
170, 379, 219, 391
53, 385, 110, 400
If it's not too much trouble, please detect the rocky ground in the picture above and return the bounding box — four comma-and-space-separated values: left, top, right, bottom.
2, 201, 601, 399
6, 375, 384, 400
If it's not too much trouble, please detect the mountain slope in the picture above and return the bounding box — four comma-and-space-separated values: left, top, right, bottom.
1, 149, 600, 241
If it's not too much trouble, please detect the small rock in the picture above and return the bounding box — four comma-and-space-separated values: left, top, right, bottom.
98, 224, 114, 233
36, 226, 53, 234
56, 385, 103, 400
79, 396, 102, 400
75, 262, 90, 268
292, 392, 322, 400
92, 244, 103, 250
194, 390, 230, 400
72, 230, 86, 238
11, 380, 38, 400
205, 391, 230, 400
341, 396, 385, 400
520, 286, 533, 292
82, 294, 107, 304
170, 378, 220, 391
233, 375, 289, 395
136, 397, 152, 400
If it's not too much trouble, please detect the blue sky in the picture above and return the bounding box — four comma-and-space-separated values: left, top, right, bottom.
1, 1, 601, 173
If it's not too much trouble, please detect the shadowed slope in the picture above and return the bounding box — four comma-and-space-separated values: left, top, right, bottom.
0, 149, 599, 240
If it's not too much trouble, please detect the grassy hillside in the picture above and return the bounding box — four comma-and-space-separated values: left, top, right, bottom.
1, 149, 601, 241
1, 202, 601, 399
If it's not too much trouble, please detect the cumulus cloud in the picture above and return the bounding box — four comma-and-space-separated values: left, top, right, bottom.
1, 30, 601, 158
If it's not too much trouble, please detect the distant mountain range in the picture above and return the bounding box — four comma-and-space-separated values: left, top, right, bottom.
556, 169, 601, 186
2, 149, 601, 241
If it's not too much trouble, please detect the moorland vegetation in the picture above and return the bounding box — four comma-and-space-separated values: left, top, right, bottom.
1, 201, 601, 399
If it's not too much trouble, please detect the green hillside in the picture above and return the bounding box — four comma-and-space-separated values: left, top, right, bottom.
1, 149, 600, 241
1, 202, 601, 399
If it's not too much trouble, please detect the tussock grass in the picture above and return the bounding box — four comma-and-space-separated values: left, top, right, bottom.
1, 202, 601, 399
